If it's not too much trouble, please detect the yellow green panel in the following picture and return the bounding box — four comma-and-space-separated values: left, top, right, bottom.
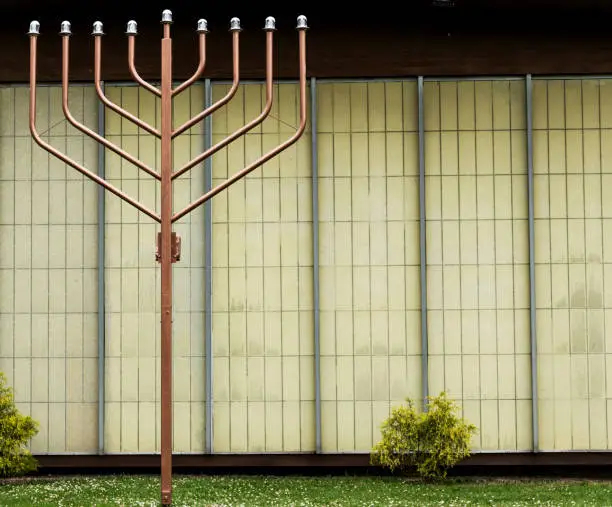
424, 79, 531, 451
0, 85, 99, 453
533, 78, 611, 451
104, 84, 206, 453
210, 82, 313, 452
317, 81, 420, 453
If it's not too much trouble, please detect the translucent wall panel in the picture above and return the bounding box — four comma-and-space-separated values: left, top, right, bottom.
424, 80, 531, 451
210, 83, 313, 452
104, 84, 206, 453
0, 85, 99, 453
533, 78, 612, 450
317, 81, 420, 452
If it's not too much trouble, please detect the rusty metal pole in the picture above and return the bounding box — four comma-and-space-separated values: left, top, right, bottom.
159, 9, 173, 506
28, 12, 308, 506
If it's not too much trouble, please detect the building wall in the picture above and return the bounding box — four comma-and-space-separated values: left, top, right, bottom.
0, 85, 99, 453
424, 80, 532, 451
1, 77, 611, 455
209, 82, 313, 452
533, 78, 612, 450
316, 81, 421, 452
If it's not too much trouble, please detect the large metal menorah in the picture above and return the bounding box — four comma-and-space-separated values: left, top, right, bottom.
28, 9, 307, 505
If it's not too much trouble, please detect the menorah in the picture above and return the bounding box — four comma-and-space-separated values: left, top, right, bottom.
28, 9, 307, 505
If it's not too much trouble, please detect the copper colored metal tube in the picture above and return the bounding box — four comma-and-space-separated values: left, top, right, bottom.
171, 30, 240, 139
172, 30, 274, 180
62, 36, 160, 180
172, 32, 206, 97
172, 27, 307, 222
94, 36, 161, 138
29, 35, 160, 223
128, 35, 162, 97
159, 20, 173, 507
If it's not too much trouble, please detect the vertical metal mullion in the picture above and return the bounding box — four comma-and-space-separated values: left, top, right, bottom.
204, 78, 214, 454
526, 74, 539, 452
311, 77, 321, 453
418, 76, 428, 407
97, 81, 106, 454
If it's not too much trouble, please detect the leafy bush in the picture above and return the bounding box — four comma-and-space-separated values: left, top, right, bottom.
371, 392, 476, 480
0, 372, 39, 477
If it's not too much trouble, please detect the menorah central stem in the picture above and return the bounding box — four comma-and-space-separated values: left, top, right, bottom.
160, 31, 173, 506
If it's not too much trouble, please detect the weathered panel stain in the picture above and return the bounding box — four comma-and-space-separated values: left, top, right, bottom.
535, 78, 612, 451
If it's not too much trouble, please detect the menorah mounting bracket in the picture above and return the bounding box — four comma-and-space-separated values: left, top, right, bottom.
156, 232, 181, 263
28, 8, 307, 506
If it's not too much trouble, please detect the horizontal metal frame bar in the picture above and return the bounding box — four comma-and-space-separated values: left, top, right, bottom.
316, 76, 522, 83
40, 446, 612, 456
107, 79, 299, 86
212, 79, 300, 85
0, 79, 296, 89
8, 74, 612, 90
32, 449, 539, 456
26, 453, 275, 457
531, 74, 612, 80
310, 450, 537, 455
105, 83, 160, 87
423, 76, 525, 82
315, 77, 417, 83
0, 82, 93, 88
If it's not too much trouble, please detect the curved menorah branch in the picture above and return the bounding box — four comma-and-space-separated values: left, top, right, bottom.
29, 34, 161, 222
172, 29, 274, 180
62, 36, 161, 180
172, 30, 207, 97
94, 35, 161, 138
128, 35, 162, 97
172, 26, 307, 223
171, 29, 240, 139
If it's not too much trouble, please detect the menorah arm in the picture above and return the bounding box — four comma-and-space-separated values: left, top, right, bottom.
128, 36, 162, 97
172, 115, 306, 222
94, 36, 161, 138
30, 126, 161, 222
30, 36, 160, 222
171, 30, 241, 139
172, 30, 275, 180
172, 31, 207, 97
62, 36, 160, 180
172, 28, 307, 223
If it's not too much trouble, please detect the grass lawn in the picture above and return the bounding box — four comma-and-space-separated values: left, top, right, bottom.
1, 475, 612, 506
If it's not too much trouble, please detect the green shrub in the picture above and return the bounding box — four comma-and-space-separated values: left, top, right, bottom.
0, 372, 39, 477
371, 392, 476, 480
